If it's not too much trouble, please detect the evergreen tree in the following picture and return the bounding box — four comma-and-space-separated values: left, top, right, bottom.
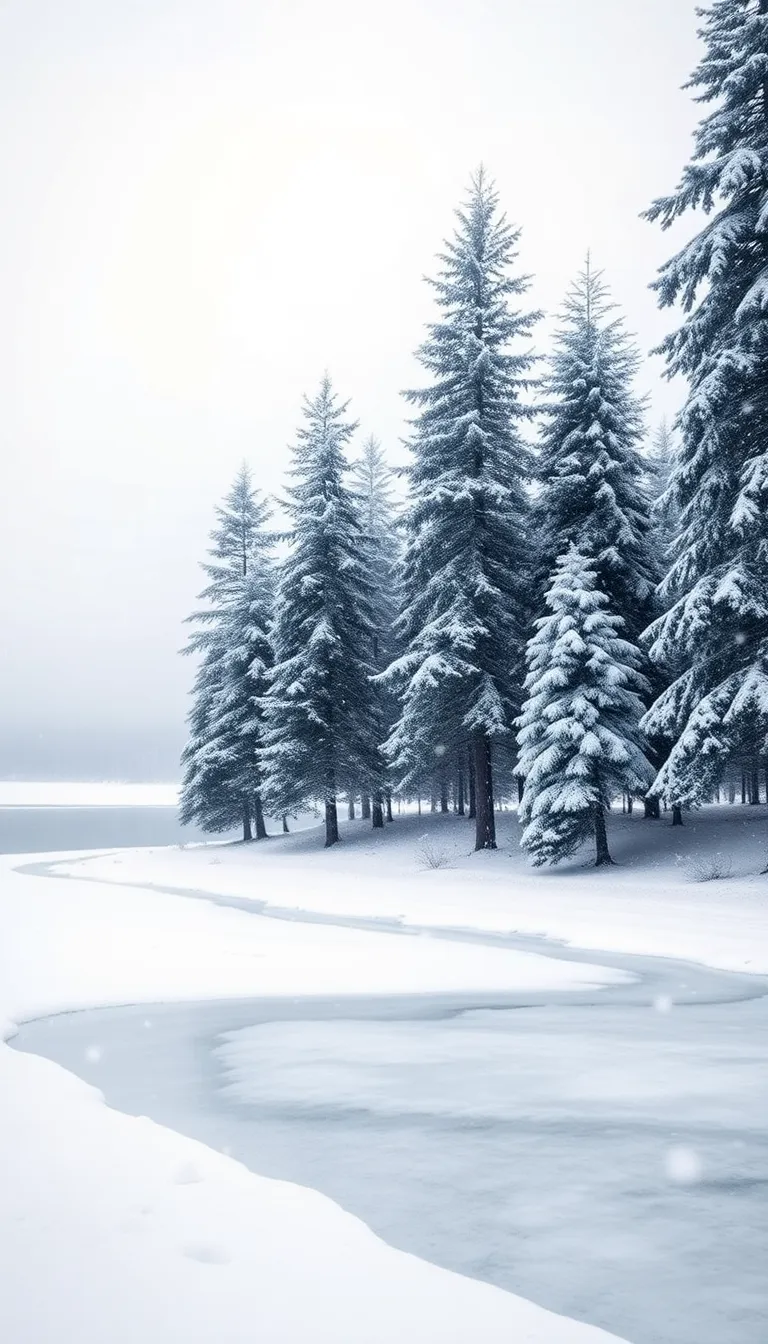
536, 257, 653, 643
180, 464, 273, 841
517, 548, 655, 866
350, 436, 400, 825
261, 377, 386, 847
384, 168, 538, 850
642, 0, 768, 809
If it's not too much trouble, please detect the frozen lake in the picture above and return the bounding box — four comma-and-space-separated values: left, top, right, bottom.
13, 902, 768, 1344
0, 805, 217, 854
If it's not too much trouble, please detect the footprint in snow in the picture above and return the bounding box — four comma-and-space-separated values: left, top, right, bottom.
183, 1243, 231, 1265
172, 1161, 204, 1185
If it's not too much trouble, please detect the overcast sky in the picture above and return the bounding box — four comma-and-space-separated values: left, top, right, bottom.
0, 0, 702, 780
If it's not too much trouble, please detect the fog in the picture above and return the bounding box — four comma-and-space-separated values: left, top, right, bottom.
0, 0, 699, 781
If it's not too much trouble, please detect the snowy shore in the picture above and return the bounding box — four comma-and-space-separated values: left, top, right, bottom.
0, 840, 627, 1344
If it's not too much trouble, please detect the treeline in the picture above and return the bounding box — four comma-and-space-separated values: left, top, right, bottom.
180, 1, 768, 866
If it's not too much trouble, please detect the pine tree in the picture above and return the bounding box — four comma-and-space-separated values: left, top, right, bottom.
350, 436, 400, 826
642, 0, 768, 810
384, 168, 538, 850
180, 464, 273, 841
517, 548, 655, 866
261, 377, 386, 847
536, 257, 653, 644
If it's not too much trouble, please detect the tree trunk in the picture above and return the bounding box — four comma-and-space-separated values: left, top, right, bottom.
241, 798, 253, 843
417, 796, 422, 815
593, 804, 614, 866
347, 796, 356, 820
627, 794, 634, 816
361, 794, 371, 820
371, 793, 384, 829
728, 780, 736, 803
516, 775, 524, 805
671, 804, 683, 827
457, 766, 465, 817
750, 765, 760, 805
440, 777, 449, 813
472, 734, 497, 851
254, 793, 267, 840
742, 770, 747, 803
324, 797, 339, 847
385, 792, 393, 823
468, 752, 476, 820
282, 814, 290, 833
643, 795, 660, 819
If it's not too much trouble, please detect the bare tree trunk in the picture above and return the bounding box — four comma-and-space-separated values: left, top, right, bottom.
627, 794, 634, 816
254, 794, 267, 840
742, 770, 747, 804
430, 790, 437, 813
457, 766, 465, 817
468, 752, 476, 820
242, 798, 252, 843
361, 794, 371, 820
324, 797, 339, 847
347, 796, 356, 820
417, 796, 422, 815
672, 804, 683, 827
643, 795, 660, 819
728, 780, 736, 803
472, 734, 497, 851
385, 792, 393, 823
282, 814, 289, 833
750, 765, 760, 805
372, 792, 384, 829
516, 775, 524, 804
440, 776, 449, 813
594, 804, 614, 866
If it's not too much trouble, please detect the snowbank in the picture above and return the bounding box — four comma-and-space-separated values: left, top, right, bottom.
61, 805, 768, 975
0, 856, 627, 1344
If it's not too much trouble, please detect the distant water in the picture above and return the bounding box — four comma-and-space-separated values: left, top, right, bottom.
0, 806, 235, 855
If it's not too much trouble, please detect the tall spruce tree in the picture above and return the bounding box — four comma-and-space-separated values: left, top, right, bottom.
536, 258, 654, 644
517, 548, 655, 866
261, 378, 386, 847
350, 436, 400, 826
642, 0, 768, 810
384, 168, 538, 850
180, 464, 273, 841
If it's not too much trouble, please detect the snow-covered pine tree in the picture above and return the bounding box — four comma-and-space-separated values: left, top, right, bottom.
536, 257, 654, 645
517, 547, 655, 866
384, 168, 538, 850
179, 464, 274, 841
642, 0, 768, 811
261, 377, 386, 847
350, 435, 400, 826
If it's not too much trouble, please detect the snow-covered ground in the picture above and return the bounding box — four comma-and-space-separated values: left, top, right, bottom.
0, 780, 179, 807
0, 848, 628, 1344
62, 804, 768, 975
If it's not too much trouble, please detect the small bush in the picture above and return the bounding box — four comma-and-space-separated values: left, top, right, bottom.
417, 839, 453, 870
685, 852, 734, 883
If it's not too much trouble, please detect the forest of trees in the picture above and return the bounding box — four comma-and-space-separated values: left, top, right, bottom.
180, 0, 768, 866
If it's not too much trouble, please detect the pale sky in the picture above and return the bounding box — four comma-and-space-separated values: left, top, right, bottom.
0, 0, 701, 779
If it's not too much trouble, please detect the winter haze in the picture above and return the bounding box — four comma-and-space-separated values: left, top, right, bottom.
1, 0, 698, 780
